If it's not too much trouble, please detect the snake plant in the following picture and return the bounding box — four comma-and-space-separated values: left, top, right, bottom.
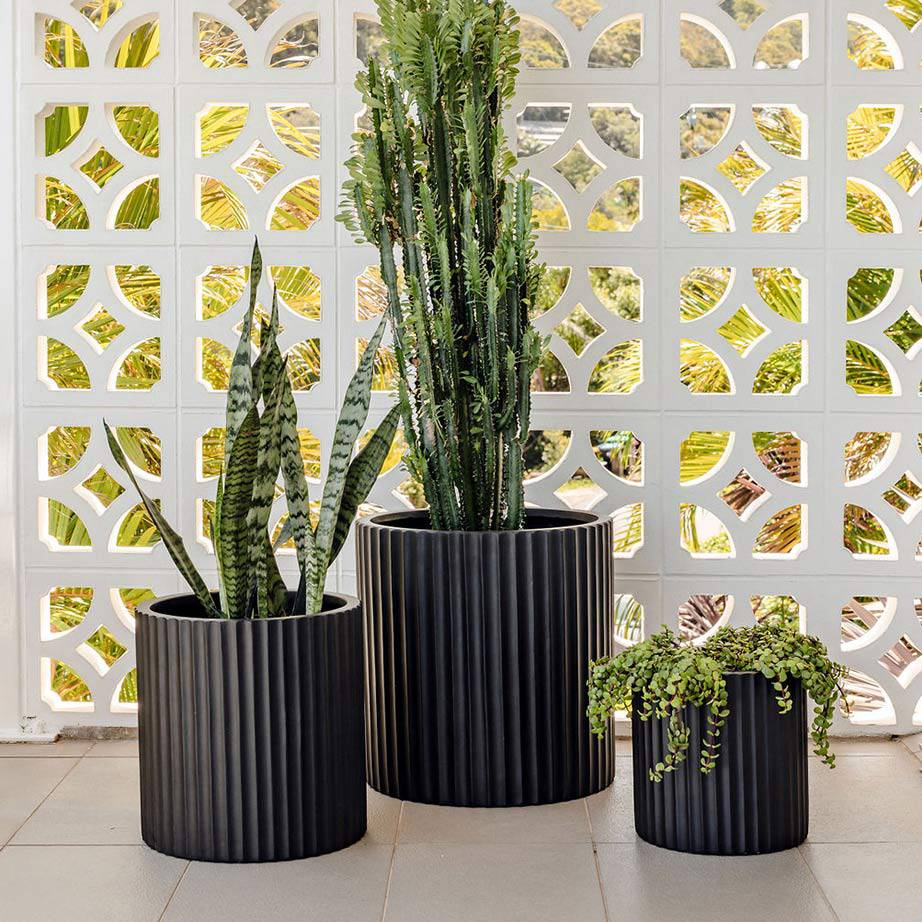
339, 0, 545, 531
105, 241, 399, 618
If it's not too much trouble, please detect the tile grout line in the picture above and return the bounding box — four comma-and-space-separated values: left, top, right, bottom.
3, 756, 82, 847
157, 858, 192, 922
379, 801, 404, 922
796, 844, 841, 922
585, 799, 611, 922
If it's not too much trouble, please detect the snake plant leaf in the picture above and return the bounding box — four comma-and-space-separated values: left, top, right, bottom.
254, 531, 288, 619
314, 314, 388, 572
104, 420, 220, 618
257, 287, 284, 406
247, 371, 286, 617
327, 403, 400, 565
218, 401, 260, 618
278, 374, 316, 576
224, 240, 262, 461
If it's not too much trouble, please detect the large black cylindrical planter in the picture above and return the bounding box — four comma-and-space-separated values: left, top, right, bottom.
357, 509, 615, 807
136, 592, 367, 862
632, 673, 808, 855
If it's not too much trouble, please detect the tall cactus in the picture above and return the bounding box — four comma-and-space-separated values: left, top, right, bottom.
339, 0, 545, 531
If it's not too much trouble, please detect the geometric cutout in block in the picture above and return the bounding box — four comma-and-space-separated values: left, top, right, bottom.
76, 305, 124, 353
588, 16, 643, 68
554, 303, 604, 356
717, 142, 769, 194
233, 140, 283, 192
554, 141, 605, 193
76, 465, 124, 513
78, 146, 123, 190
717, 304, 769, 356
718, 467, 771, 519
680, 503, 734, 557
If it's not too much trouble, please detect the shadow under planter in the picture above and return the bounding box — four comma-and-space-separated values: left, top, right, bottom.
136, 592, 366, 862
357, 509, 615, 807
632, 673, 809, 855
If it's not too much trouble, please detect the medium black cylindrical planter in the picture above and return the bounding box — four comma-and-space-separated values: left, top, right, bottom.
633, 673, 808, 855
136, 592, 366, 862
357, 509, 615, 807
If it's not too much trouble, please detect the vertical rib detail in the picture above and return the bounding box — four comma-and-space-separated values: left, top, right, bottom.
136, 593, 366, 862
358, 509, 615, 807
632, 674, 809, 855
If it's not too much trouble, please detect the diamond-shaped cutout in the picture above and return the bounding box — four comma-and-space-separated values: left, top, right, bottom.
233, 140, 283, 192
883, 470, 922, 522
718, 468, 771, 519
718, 0, 768, 29
554, 467, 606, 510
78, 146, 123, 190
232, 0, 281, 29
553, 0, 605, 29
77, 305, 125, 352
885, 144, 922, 194
76, 465, 125, 513
73, 0, 123, 29
717, 304, 770, 356
554, 303, 604, 356
717, 142, 769, 194
79, 625, 127, 675
553, 141, 605, 194
884, 308, 922, 356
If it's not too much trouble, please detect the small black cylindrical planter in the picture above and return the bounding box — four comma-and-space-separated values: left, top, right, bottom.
632, 673, 808, 855
136, 592, 366, 862
357, 509, 615, 807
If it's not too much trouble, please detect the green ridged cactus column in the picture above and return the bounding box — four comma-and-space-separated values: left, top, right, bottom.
340, 0, 545, 531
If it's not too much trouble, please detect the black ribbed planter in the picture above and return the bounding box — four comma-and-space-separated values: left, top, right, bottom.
632, 673, 808, 855
357, 508, 615, 807
136, 592, 366, 862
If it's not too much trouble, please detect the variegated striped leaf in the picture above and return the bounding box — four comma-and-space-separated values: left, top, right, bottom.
327, 404, 400, 565
314, 315, 388, 572
104, 421, 220, 618
246, 371, 286, 617
218, 402, 260, 619
224, 240, 262, 461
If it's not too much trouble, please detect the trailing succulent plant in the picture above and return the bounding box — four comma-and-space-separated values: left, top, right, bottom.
588, 622, 848, 782
105, 242, 400, 619
339, 0, 546, 531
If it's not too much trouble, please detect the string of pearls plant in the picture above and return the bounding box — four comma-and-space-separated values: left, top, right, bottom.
588, 622, 848, 782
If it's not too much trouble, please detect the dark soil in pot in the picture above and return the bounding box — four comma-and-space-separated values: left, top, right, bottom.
136, 591, 366, 862
358, 509, 615, 807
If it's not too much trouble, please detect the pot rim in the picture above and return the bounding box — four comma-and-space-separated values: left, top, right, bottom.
359, 507, 601, 534
137, 590, 359, 624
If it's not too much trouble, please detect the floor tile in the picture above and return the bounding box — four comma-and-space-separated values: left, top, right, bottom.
162, 842, 392, 922
86, 740, 139, 758
800, 843, 922, 922
366, 788, 401, 844
808, 753, 922, 842
0, 758, 76, 846
397, 798, 590, 844
0, 846, 186, 922
0, 740, 92, 758
12, 758, 140, 845
597, 843, 835, 922
586, 758, 634, 843
384, 843, 605, 922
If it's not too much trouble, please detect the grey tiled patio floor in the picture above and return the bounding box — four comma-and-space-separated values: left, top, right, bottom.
0, 737, 919, 921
